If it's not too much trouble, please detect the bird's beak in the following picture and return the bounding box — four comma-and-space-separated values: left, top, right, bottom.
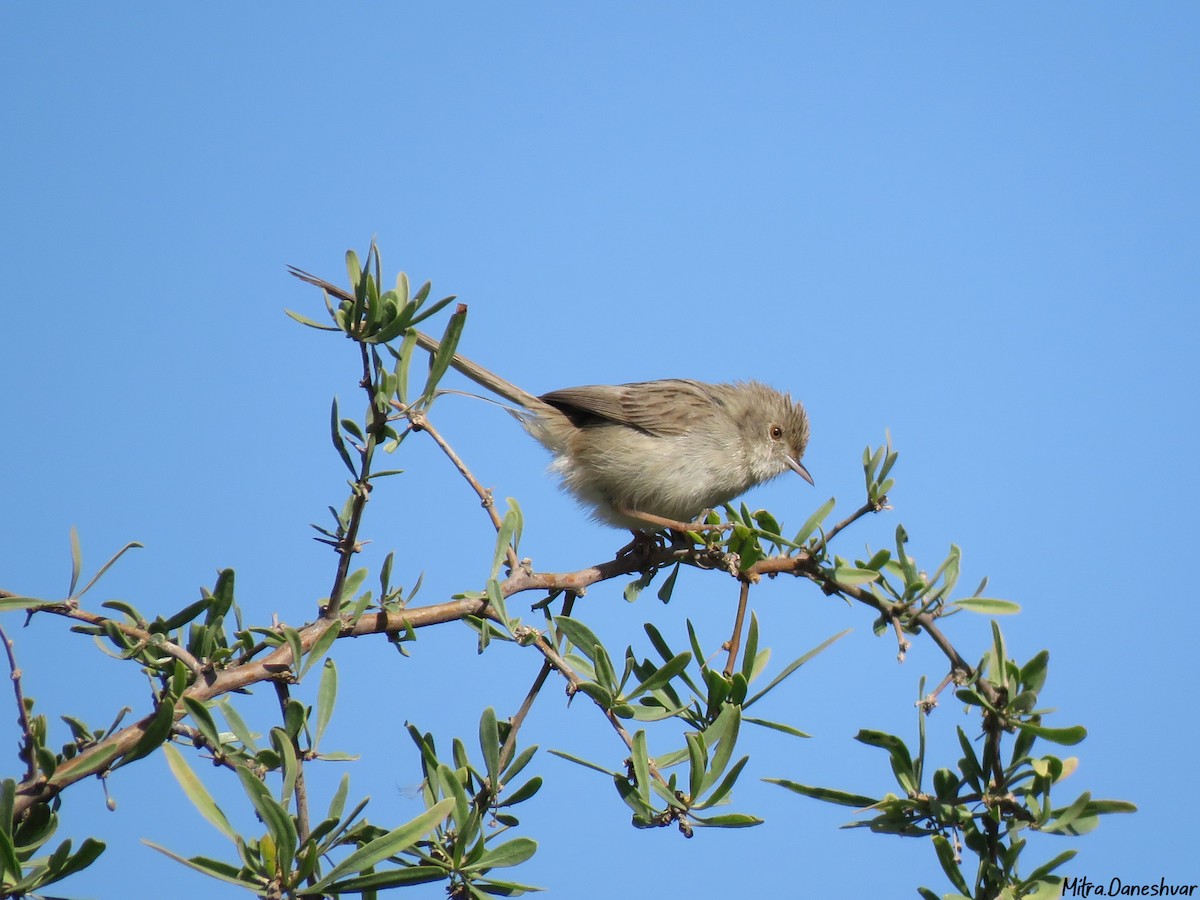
788, 456, 815, 486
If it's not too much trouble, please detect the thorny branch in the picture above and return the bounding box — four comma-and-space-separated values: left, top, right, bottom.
0, 626, 35, 783
324, 346, 381, 620
0, 511, 991, 821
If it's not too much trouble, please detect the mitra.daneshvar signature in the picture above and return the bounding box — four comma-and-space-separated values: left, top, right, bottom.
1061, 876, 1198, 897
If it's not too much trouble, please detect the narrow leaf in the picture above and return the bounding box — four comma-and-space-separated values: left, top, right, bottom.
163, 745, 237, 841
765, 778, 876, 807
951, 597, 1021, 615
745, 629, 850, 708
308, 798, 455, 891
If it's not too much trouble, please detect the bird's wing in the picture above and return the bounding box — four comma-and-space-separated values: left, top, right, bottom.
538, 379, 714, 437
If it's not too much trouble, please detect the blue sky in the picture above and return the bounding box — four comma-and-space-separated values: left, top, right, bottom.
2, 4, 1197, 897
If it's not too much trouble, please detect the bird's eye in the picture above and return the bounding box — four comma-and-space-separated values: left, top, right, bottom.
769, 425, 783, 441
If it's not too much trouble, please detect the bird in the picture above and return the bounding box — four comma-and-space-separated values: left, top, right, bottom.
289, 267, 812, 532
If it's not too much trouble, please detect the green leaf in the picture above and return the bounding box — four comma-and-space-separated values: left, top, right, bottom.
300, 619, 340, 680
327, 773, 350, 822
501, 744, 538, 785
865, 444, 885, 479
181, 697, 223, 750
0, 780, 12, 842
284, 308, 339, 330
314, 658, 338, 751
270, 727, 299, 806
932, 834, 970, 894
498, 776, 542, 807
830, 566, 880, 586
65, 741, 121, 780
406, 294, 457, 330
614, 773, 656, 821
325, 865, 449, 892
123, 697, 178, 766
235, 764, 297, 869
792, 497, 836, 545
956, 726, 983, 790
1013, 721, 1087, 746
485, 579, 511, 634
697, 755, 749, 808
162, 745, 237, 841
1083, 799, 1137, 815
743, 716, 810, 738
218, 700, 259, 752
366, 299, 418, 345
77, 542, 146, 601
491, 508, 519, 580
699, 705, 741, 796
1021, 649, 1051, 695
393, 329, 419, 405
553, 617, 602, 661
68, 525, 83, 597
690, 812, 763, 828
951, 597, 1021, 614
739, 612, 760, 682
625, 652, 691, 700
345, 248, 363, 292
437, 762, 471, 831
745, 629, 850, 708
1022, 849, 1078, 885
330, 397, 357, 476
623, 569, 655, 603
155, 596, 213, 633
630, 730, 651, 804
926, 544, 960, 600
421, 304, 466, 403
590, 643, 619, 696
894, 525, 916, 587
479, 707, 501, 786
765, 778, 876, 807
143, 842, 257, 889
206, 568, 236, 626
0, 596, 50, 612
473, 836, 537, 871
656, 563, 680, 603
43, 836, 105, 884
545, 749, 618, 777
751, 508, 781, 537
1044, 790, 1094, 834
855, 730, 916, 795
0, 829, 20, 883
309, 798, 455, 891
281, 626, 303, 677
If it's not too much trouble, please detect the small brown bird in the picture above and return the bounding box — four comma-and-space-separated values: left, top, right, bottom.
291, 268, 812, 531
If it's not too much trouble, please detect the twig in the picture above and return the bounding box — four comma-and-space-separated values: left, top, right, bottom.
50, 606, 205, 677
274, 681, 311, 846
496, 593, 575, 775
323, 344, 387, 620
809, 500, 880, 557
890, 617, 912, 663
498, 661, 551, 778
917, 671, 958, 713
0, 626, 36, 782
722, 580, 752, 678
169, 723, 240, 773
405, 410, 519, 572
